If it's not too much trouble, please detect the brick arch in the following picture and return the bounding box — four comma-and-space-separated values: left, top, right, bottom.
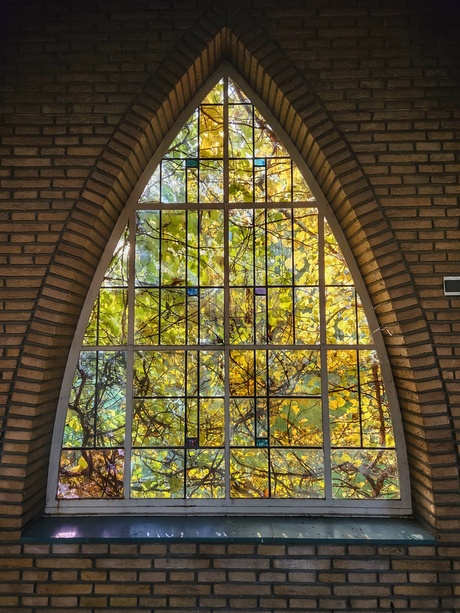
5, 8, 453, 535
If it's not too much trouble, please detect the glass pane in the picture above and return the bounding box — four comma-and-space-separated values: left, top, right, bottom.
136, 210, 160, 286
186, 449, 225, 498
103, 229, 129, 287
230, 398, 255, 446
267, 159, 292, 202
229, 350, 267, 397
199, 209, 224, 285
200, 289, 224, 345
292, 165, 314, 202
166, 110, 198, 158
139, 165, 160, 203
268, 288, 293, 344
295, 287, 320, 345
135, 288, 159, 345
95, 352, 126, 446
200, 104, 223, 158
160, 288, 186, 345
331, 449, 400, 499
230, 448, 269, 498
199, 160, 223, 202
324, 220, 351, 285
96, 288, 128, 345
63, 351, 97, 448
132, 398, 185, 447
131, 449, 184, 498
228, 78, 249, 103
357, 293, 373, 344
229, 104, 253, 158
199, 398, 225, 446
161, 160, 185, 203
204, 79, 224, 104
293, 208, 318, 285
229, 159, 253, 202
326, 286, 356, 344
199, 350, 225, 397
270, 398, 322, 447
161, 210, 186, 286
187, 210, 199, 286
133, 351, 185, 397
229, 288, 254, 344
269, 350, 321, 396
229, 208, 254, 285
266, 209, 292, 285
270, 449, 324, 498
58, 449, 124, 499
254, 108, 288, 157
359, 351, 395, 448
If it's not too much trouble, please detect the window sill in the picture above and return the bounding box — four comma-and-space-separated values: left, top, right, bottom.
21, 515, 435, 545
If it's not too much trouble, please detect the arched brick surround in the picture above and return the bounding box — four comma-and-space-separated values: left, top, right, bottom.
1, 3, 458, 545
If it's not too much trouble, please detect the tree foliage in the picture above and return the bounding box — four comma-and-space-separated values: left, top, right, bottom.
58, 77, 400, 504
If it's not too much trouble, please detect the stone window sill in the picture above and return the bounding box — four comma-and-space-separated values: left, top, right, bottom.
21, 516, 435, 545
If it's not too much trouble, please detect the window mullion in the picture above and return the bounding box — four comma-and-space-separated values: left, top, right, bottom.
319, 213, 333, 502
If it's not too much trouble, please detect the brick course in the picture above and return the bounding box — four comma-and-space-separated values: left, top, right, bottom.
0, 0, 459, 610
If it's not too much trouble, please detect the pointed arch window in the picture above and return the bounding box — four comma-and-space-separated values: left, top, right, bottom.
47, 73, 410, 515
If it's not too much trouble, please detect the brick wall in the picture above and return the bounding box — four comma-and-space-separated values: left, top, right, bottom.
0, 0, 459, 610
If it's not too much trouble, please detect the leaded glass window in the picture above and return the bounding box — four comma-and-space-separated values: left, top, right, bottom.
49, 75, 409, 514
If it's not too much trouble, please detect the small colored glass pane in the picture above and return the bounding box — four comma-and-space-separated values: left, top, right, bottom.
230, 448, 269, 498
58, 449, 124, 499
131, 449, 184, 499
186, 158, 199, 168
254, 158, 266, 167
270, 449, 324, 498
331, 449, 400, 499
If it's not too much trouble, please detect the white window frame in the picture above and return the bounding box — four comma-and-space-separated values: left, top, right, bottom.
46, 64, 412, 516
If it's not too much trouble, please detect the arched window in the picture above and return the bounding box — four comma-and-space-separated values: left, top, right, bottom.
47, 72, 411, 515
